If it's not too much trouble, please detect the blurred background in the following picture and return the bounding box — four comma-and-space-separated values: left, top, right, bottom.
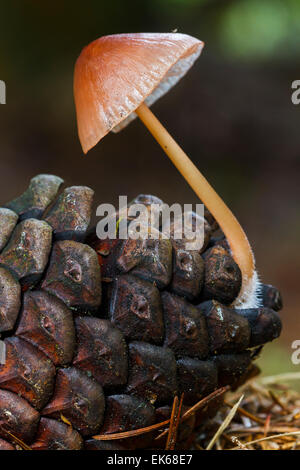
0, 0, 299, 380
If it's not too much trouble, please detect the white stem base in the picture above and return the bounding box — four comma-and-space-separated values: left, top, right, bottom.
232, 270, 262, 309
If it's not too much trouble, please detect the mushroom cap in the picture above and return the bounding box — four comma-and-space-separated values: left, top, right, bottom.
74, 33, 204, 153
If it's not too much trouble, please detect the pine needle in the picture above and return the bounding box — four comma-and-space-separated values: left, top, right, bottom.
60, 413, 72, 427
263, 414, 271, 437
165, 394, 184, 450
230, 431, 300, 449
260, 372, 300, 384
182, 386, 230, 421
5, 431, 32, 450
227, 425, 300, 434
92, 419, 170, 440
156, 386, 229, 441
224, 399, 265, 425
206, 394, 244, 450
268, 390, 290, 413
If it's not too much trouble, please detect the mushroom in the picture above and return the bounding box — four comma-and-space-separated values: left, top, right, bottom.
74, 33, 259, 308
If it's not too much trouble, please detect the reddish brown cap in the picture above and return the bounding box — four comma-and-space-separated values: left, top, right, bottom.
74, 33, 204, 153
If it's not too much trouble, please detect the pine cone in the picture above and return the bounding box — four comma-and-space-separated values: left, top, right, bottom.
0, 176, 282, 450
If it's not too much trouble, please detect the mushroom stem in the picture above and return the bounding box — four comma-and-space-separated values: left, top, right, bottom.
136, 102, 256, 306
